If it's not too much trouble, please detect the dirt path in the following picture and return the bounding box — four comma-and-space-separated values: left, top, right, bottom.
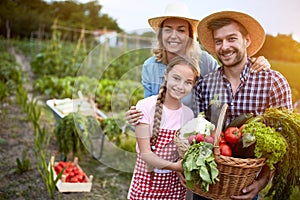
9, 47, 34, 100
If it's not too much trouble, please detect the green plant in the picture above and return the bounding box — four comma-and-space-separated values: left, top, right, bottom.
54, 112, 92, 159
96, 79, 144, 112
30, 21, 86, 78
34, 75, 98, 99
16, 82, 57, 199
100, 117, 123, 145
0, 51, 22, 101
118, 134, 136, 153
34, 76, 144, 113
101, 48, 151, 80
0, 81, 9, 101
15, 150, 31, 174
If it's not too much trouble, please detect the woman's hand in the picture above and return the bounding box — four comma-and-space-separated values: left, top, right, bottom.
125, 106, 143, 125
250, 56, 271, 72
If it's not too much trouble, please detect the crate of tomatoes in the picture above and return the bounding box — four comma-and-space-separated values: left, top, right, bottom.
49, 156, 93, 192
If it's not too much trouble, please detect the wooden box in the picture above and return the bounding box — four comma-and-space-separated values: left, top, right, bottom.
48, 156, 93, 192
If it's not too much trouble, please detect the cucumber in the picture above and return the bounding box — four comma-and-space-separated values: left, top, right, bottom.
225, 113, 254, 129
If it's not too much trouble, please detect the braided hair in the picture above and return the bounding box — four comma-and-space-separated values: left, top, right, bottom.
150, 56, 200, 150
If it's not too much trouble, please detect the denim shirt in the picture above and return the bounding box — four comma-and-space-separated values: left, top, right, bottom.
142, 50, 219, 113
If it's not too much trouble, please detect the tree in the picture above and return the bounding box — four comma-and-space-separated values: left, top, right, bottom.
0, 0, 122, 39
256, 34, 300, 62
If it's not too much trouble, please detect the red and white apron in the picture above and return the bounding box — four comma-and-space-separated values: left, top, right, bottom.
128, 129, 186, 200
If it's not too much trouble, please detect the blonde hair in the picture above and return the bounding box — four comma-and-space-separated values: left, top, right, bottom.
153, 19, 201, 64
150, 56, 200, 148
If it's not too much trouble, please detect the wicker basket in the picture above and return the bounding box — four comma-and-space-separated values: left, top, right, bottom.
176, 104, 266, 199
192, 147, 265, 199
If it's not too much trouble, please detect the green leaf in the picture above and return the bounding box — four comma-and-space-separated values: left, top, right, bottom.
199, 167, 212, 184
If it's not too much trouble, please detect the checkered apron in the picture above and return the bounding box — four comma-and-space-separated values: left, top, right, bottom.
128, 129, 186, 200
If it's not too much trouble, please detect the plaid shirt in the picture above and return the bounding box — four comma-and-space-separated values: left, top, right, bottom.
194, 59, 293, 126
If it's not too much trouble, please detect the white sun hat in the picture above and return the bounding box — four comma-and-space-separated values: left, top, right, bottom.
148, 2, 199, 37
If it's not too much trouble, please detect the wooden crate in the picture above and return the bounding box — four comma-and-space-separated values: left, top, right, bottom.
48, 156, 93, 192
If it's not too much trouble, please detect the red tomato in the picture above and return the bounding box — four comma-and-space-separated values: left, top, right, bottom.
224, 127, 242, 144
54, 165, 62, 174
220, 143, 232, 157
69, 177, 79, 183
65, 161, 74, 168
219, 136, 227, 145
58, 161, 66, 168
76, 174, 85, 182
78, 172, 87, 182
216, 132, 226, 145
56, 161, 87, 183
64, 173, 70, 181
73, 167, 80, 173
68, 171, 75, 177
65, 168, 72, 173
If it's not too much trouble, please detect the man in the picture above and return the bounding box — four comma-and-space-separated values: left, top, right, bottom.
194, 11, 292, 200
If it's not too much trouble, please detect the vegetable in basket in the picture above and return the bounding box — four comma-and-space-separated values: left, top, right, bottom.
241, 121, 287, 170
248, 108, 300, 200
175, 113, 216, 158
182, 142, 219, 192
180, 113, 215, 139
176, 113, 219, 192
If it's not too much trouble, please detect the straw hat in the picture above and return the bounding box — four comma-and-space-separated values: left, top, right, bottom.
148, 2, 199, 37
197, 11, 265, 56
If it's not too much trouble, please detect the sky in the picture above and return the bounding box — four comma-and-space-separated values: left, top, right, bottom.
99, 0, 300, 41
53, 0, 300, 41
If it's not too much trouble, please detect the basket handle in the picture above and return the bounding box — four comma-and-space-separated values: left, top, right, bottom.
214, 103, 228, 146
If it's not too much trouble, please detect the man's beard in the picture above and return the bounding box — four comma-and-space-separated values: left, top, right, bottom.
219, 48, 246, 67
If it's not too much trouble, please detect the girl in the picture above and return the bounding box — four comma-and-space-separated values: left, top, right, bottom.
127, 56, 200, 199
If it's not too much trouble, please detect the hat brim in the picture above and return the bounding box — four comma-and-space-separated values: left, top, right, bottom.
148, 16, 199, 36
197, 11, 265, 57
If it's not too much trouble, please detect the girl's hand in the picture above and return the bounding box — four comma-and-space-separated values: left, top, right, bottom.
250, 56, 271, 72
173, 159, 184, 173
126, 106, 143, 125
